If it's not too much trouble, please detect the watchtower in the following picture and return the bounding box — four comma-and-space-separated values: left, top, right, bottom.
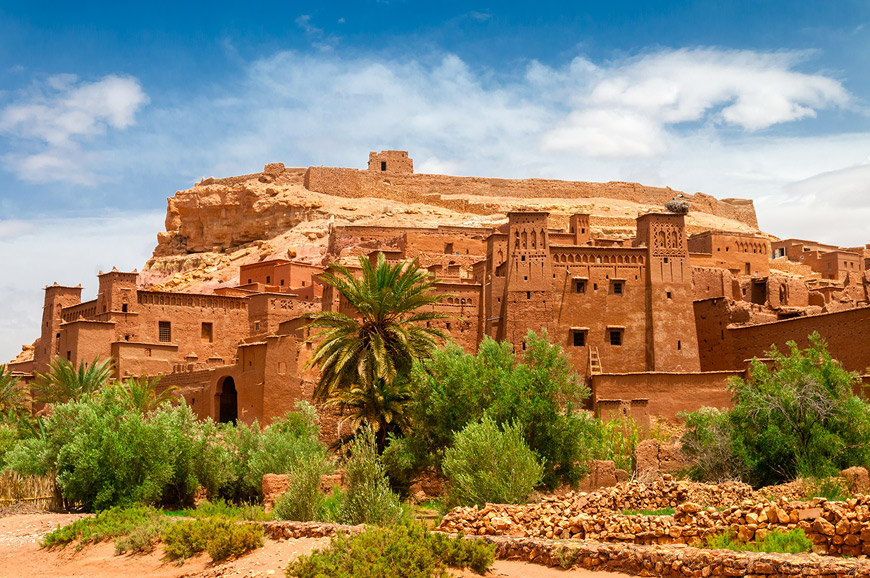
367, 151, 413, 173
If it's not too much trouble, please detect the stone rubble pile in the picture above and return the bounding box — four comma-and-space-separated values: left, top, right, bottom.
438, 479, 870, 556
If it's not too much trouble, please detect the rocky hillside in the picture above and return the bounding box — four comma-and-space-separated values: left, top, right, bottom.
141, 162, 764, 294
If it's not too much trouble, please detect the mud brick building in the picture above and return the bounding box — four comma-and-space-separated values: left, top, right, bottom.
9, 151, 870, 427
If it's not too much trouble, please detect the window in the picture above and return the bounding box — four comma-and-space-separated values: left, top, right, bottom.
247, 278, 252, 284
572, 331, 586, 347
280, 279, 284, 286
677, 340, 682, 350
381, 161, 387, 171
255, 321, 260, 331
144, 348, 151, 357
445, 322, 451, 330
158, 321, 171, 343
301, 281, 306, 286
575, 280, 586, 293
745, 263, 751, 275
612, 281, 624, 295
666, 291, 672, 299
266, 275, 271, 284
444, 242, 454, 254
609, 330, 623, 346
121, 303, 128, 313
526, 291, 531, 299
66, 351, 71, 360
201, 322, 213, 343
664, 257, 669, 263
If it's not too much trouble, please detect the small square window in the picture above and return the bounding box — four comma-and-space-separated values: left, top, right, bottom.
573, 331, 586, 347
575, 281, 586, 294
158, 321, 171, 343
266, 275, 271, 284
609, 330, 623, 346
666, 291, 672, 299
121, 303, 128, 313
381, 161, 387, 171
445, 322, 452, 330
612, 281, 623, 295
247, 278, 252, 284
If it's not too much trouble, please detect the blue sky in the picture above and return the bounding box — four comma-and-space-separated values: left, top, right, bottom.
1, 1, 870, 359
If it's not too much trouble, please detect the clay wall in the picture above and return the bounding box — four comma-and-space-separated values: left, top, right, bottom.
590, 371, 740, 419
697, 304, 870, 373
691, 267, 734, 301
111, 341, 177, 379
686, 231, 770, 276
134, 291, 249, 365
430, 281, 483, 351
57, 320, 115, 367
158, 367, 214, 420
549, 252, 648, 376
247, 293, 318, 336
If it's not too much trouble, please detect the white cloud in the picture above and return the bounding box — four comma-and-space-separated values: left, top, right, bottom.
541, 49, 850, 156
0, 74, 148, 184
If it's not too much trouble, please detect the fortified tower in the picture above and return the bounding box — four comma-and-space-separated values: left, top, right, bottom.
367, 150, 413, 173
569, 214, 592, 245
97, 268, 138, 315
635, 212, 700, 371
35, 283, 82, 372
498, 211, 553, 349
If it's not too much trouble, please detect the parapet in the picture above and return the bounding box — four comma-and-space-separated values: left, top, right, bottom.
368, 150, 413, 173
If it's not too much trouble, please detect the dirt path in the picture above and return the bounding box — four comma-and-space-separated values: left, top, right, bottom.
0, 513, 634, 578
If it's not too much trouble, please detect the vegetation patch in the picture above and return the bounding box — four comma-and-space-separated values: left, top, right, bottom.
162, 517, 264, 563
42, 506, 171, 553
621, 507, 676, 516
701, 528, 813, 554
285, 523, 495, 578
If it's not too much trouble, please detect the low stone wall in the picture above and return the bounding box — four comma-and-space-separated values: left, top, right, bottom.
260, 520, 363, 540
476, 534, 870, 577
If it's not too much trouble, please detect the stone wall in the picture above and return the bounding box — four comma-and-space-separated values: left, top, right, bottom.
303, 166, 759, 228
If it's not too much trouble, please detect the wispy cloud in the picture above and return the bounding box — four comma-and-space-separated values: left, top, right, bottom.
0, 74, 148, 184
295, 14, 340, 52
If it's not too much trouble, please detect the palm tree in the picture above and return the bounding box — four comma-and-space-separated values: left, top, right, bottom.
34, 356, 115, 404
0, 364, 29, 419
305, 253, 449, 439
327, 377, 412, 443
111, 376, 180, 413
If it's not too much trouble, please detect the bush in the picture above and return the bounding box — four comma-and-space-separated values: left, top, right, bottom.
402, 331, 593, 488
162, 518, 215, 561
286, 523, 495, 578
442, 417, 543, 507
703, 528, 812, 554
681, 334, 870, 487
272, 452, 331, 522
42, 506, 167, 551
680, 407, 747, 483
206, 522, 265, 562
339, 427, 402, 526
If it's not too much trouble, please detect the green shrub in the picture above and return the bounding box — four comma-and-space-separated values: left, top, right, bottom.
113, 515, 173, 554
206, 522, 264, 562
402, 331, 593, 488
41, 506, 165, 551
162, 518, 216, 562
703, 528, 812, 554
163, 517, 263, 563
272, 452, 331, 522
286, 523, 495, 578
681, 334, 870, 487
339, 427, 402, 526
442, 417, 543, 507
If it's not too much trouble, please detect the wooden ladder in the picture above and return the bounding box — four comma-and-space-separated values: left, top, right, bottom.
588, 347, 602, 375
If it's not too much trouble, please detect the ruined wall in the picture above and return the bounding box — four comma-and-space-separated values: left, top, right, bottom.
686, 231, 771, 276
590, 371, 740, 419
304, 167, 759, 228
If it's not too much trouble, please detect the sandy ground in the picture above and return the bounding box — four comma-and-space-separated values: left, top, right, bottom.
0, 513, 634, 578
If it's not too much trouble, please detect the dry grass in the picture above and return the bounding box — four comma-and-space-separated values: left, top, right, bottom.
0, 471, 62, 511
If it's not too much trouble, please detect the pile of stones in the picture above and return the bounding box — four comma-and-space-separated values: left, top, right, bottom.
437, 477, 870, 556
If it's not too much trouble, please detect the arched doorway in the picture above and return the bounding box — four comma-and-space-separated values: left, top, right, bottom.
217, 377, 238, 424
